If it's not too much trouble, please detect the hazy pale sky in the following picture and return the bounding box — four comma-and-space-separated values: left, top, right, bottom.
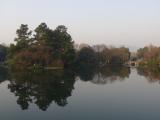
0, 0, 160, 48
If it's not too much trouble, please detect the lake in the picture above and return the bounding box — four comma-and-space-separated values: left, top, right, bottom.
0, 66, 160, 120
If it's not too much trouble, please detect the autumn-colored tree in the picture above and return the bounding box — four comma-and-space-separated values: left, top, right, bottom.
137, 45, 160, 66
100, 47, 130, 65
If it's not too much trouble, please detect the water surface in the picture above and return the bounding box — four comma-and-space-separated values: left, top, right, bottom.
0, 66, 160, 120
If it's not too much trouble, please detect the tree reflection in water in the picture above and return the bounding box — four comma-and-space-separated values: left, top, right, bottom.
8, 69, 76, 111
137, 67, 160, 83
76, 66, 130, 85
7, 66, 131, 111
3, 66, 160, 111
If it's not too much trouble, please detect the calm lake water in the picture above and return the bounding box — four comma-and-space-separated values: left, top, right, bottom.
0, 66, 160, 120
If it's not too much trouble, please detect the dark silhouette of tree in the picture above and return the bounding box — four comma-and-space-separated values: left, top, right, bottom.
75, 47, 99, 68
8, 69, 76, 111
8, 24, 32, 59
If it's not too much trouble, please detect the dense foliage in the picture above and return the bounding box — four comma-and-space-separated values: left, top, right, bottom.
137, 45, 160, 67
75, 47, 99, 68
7, 23, 75, 69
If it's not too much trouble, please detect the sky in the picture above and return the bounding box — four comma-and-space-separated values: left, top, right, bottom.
0, 0, 160, 50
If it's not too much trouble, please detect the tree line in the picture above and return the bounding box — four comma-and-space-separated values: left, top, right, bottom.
0, 23, 131, 69
1, 23, 159, 69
